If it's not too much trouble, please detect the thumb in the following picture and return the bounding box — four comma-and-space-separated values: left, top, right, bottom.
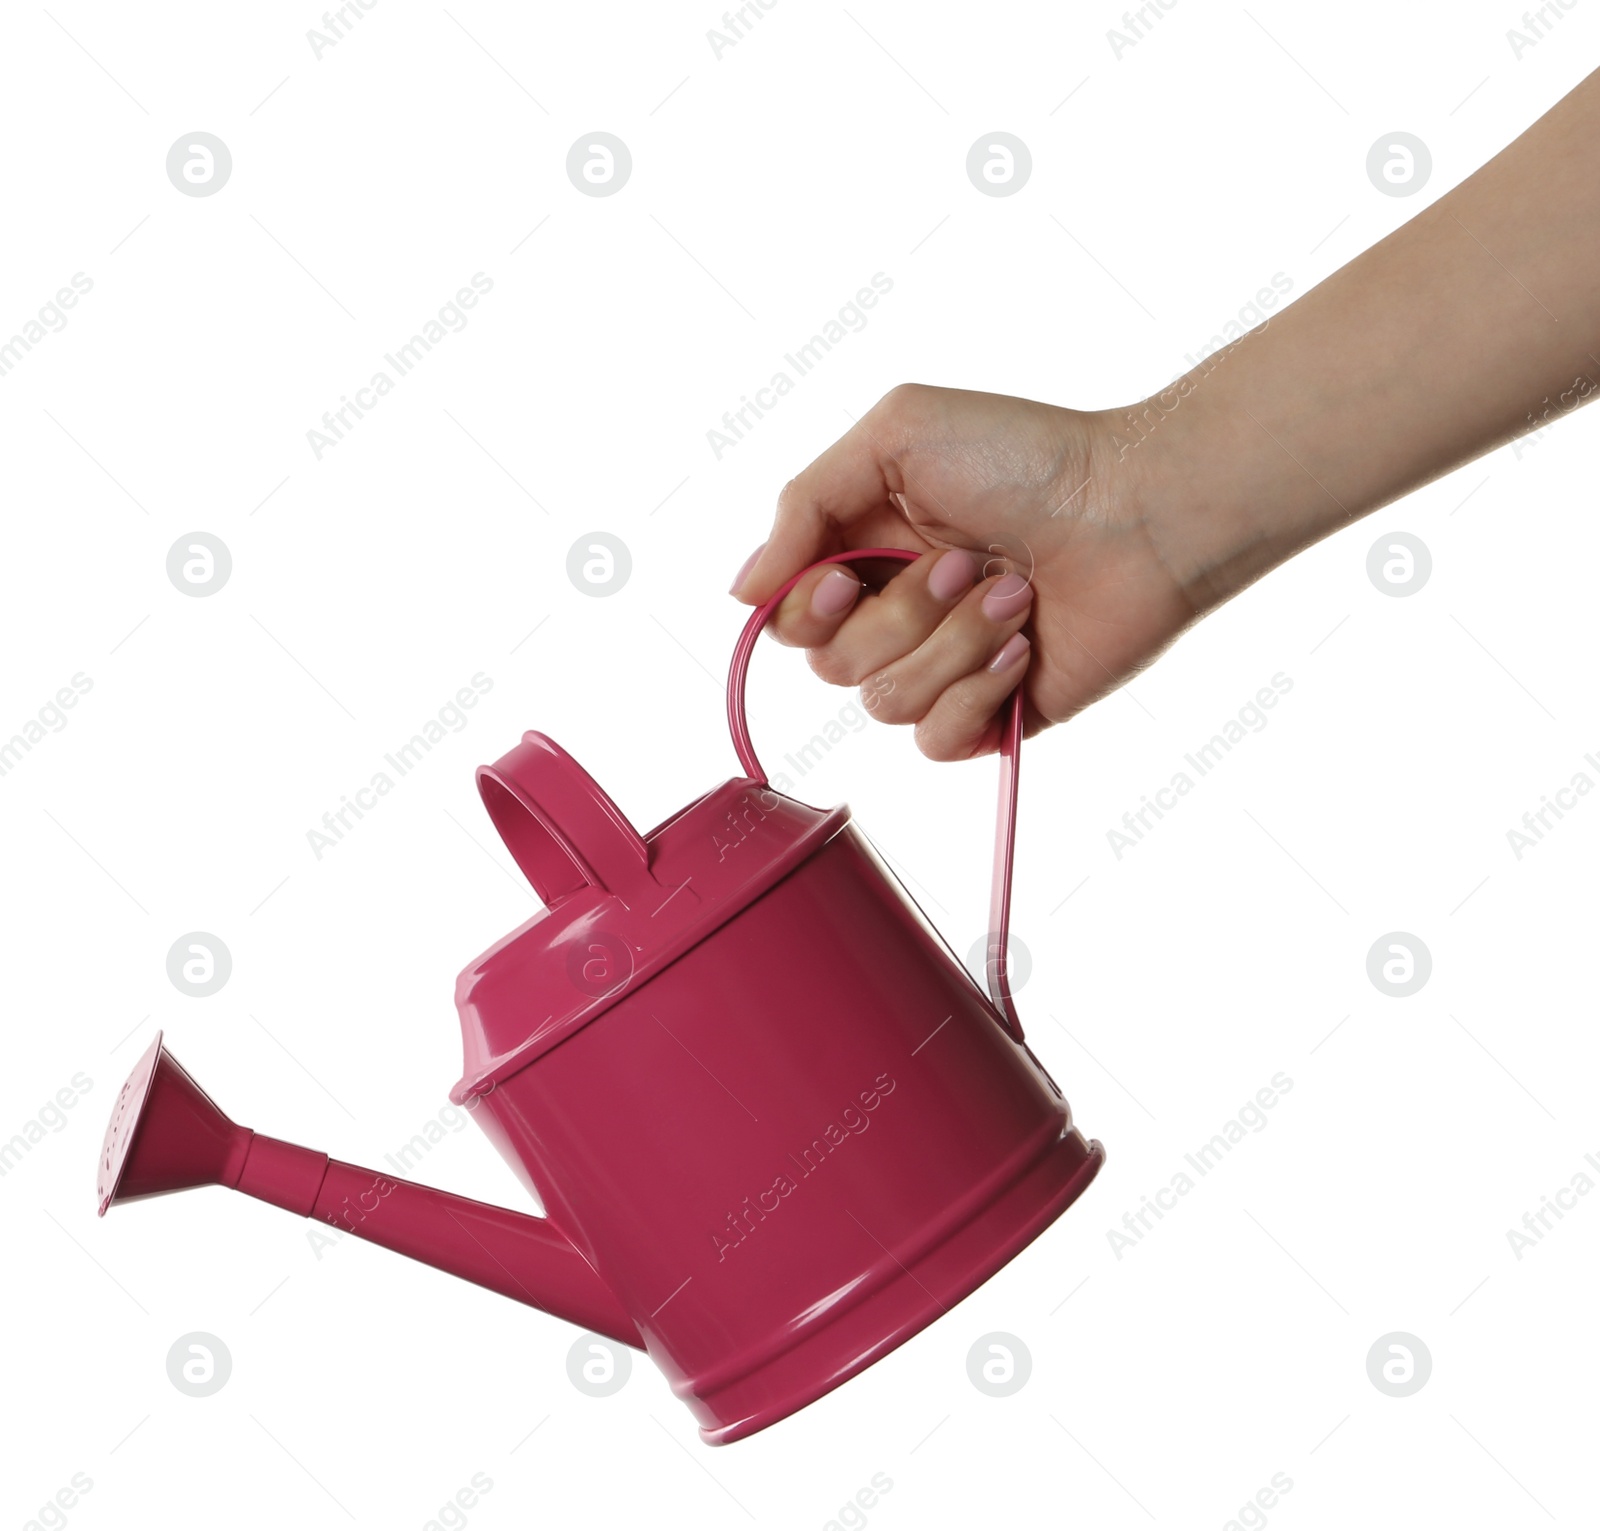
730, 410, 900, 604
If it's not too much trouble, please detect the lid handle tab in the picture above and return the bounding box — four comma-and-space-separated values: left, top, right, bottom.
477, 733, 658, 910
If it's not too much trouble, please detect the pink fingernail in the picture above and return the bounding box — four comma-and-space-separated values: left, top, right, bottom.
982, 573, 1032, 621
811, 568, 861, 617
988, 633, 1029, 673
729, 543, 765, 595
927, 548, 978, 601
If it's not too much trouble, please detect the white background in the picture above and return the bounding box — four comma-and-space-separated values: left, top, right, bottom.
3, 2, 1598, 1527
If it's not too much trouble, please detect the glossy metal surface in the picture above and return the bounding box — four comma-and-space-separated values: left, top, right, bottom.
97, 1034, 638, 1345
467, 821, 1102, 1442
97, 550, 1103, 1445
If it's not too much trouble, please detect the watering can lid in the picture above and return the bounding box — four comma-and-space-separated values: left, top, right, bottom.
451, 738, 849, 1099
451, 548, 1026, 1101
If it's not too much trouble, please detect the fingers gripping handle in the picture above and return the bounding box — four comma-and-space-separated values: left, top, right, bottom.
726, 548, 1026, 1043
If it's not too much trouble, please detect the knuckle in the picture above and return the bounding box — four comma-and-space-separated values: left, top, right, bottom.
806, 646, 850, 687
862, 673, 910, 723
914, 720, 962, 762
876, 381, 927, 423
917, 687, 991, 761
947, 682, 992, 731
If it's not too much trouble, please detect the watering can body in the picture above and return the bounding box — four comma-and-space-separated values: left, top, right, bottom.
457, 755, 1101, 1441
98, 549, 1103, 1445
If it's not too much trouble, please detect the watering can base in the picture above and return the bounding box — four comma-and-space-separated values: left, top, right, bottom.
679, 1125, 1105, 1445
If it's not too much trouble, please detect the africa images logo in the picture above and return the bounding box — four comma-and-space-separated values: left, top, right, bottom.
711, 1073, 896, 1258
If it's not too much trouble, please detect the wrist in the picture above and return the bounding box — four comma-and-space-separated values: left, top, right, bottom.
1091, 367, 1357, 618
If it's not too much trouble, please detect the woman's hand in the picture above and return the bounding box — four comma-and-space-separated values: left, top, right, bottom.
728, 382, 1224, 760
732, 72, 1600, 761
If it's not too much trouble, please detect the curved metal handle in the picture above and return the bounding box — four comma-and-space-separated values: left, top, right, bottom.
477, 732, 658, 910
725, 548, 1027, 1042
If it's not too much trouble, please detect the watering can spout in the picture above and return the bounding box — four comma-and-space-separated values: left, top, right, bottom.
98, 1035, 639, 1349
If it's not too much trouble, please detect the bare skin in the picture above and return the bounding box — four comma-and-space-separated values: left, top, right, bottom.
730, 68, 1600, 761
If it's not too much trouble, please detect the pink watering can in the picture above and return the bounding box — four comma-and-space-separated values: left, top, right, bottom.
98, 549, 1104, 1444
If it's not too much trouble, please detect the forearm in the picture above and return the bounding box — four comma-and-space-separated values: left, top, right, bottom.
1121, 67, 1600, 609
